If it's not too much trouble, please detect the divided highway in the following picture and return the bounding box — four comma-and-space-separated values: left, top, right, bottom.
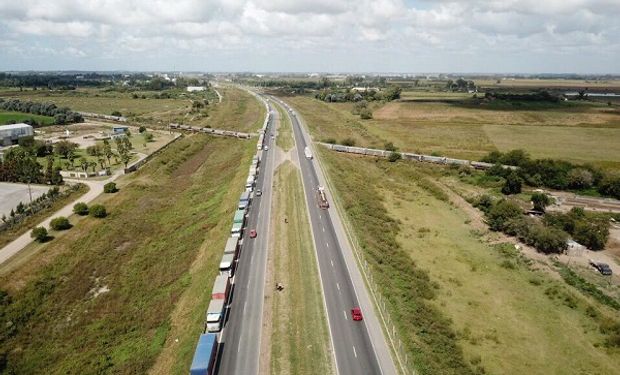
215, 101, 276, 374
271, 96, 398, 375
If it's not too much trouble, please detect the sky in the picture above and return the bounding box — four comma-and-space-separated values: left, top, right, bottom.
0, 0, 619, 74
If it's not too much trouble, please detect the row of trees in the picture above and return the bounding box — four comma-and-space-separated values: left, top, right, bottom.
314, 85, 402, 103
446, 78, 476, 92
0, 147, 62, 185
0, 99, 83, 125
483, 149, 620, 199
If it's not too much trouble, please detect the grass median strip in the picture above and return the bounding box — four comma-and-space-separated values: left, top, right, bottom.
273, 101, 294, 152
269, 161, 334, 375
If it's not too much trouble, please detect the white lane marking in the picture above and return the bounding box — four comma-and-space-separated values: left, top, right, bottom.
326, 242, 329, 248
243, 301, 247, 314
331, 260, 334, 268
343, 310, 348, 320
336, 283, 340, 291
322, 226, 325, 232
353, 345, 357, 358
319, 214, 322, 219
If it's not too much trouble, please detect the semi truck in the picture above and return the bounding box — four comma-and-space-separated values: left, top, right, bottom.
206, 299, 226, 332
224, 236, 239, 257
245, 176, 254, 190
233, 209, 245, 225
219, 252, 235, 276
211, 274, 231, 300
304, 146, 313, 159
238, 191, 250, 209
317, 186, 329, 209
230, 222, 243, 237
189, 333, 218, 375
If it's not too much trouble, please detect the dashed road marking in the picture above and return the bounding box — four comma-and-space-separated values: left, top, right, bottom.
353, 345, 357, 358
343, 310, 348, 320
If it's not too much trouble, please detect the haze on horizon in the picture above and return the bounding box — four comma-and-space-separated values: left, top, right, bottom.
0, 0, 619, 74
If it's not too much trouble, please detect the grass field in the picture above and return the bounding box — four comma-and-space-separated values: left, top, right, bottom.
0, 133, 255, 374
0, 111, 54, 125
318, 148, 620, 374
273, 101, 293, 151
268, 161, 333, 375
284, 95, 620, 168
197, 87, 265, 132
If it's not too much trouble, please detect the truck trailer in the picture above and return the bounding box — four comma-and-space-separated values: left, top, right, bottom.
211, 274, 231, 300
224, 236, 239, 257
219, 252, 236, 276
189, 333, 218, 375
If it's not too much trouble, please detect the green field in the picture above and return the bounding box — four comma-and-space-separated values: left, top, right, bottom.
318, 148, 620, 374
0, 111, 55, 126
273, 101, 293, 151
268, 161, 333, 375
283, 95, 620, 168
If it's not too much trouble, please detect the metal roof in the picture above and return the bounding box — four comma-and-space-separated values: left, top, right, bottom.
0, 123, 33, 130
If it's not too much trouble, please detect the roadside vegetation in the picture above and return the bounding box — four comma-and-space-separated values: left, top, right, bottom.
272, 101, 293, 151
268, 161, 333, 375
0, 184, 88, 249
0, 134, 253, 374
318, 148, 620, 374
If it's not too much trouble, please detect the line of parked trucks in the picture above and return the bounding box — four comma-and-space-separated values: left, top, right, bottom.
189, 99, 271, 375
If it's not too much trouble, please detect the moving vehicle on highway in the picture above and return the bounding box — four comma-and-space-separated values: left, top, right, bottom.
264, 146, 269, 151
304, 146, 313, 159
256, 189, 262, 196
249, 229, 257, 238
351, 307, 363, 321
190, 333, 218, 375
316, 186, 329, 209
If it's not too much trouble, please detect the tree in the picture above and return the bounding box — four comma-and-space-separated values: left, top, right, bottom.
104, 182, 118, 193
486, 199, 523, 231
567, 168, 593, 189
143, 132, 154, 142
79, 157, 89, 173
54, 140, 78, 158
502, 172, 522, 195
388, 152, 402, 162
122, 137, 133, 150
103, 139, 113, 166
531, 192, 552, 212
89, 161, 97, 173
90, 204, 107, 218
50, 216, 71, 230
73, 202, 89, 215
44, 155, 54, 183
138, 126, 147, 133
384, 142, 397, 152
598, 175, 620, 199
31, 226, 49, 242
67, 149, 77, 167
573, 219, 610, 250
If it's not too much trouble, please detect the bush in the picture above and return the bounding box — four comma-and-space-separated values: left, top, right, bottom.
501, 172, 522, 195
111, 110, 122, 117
359, 108, 373, 119
384, 142, 397, 152
73, 202, 89, 215
138, 125, 147, 133
143, 132, 154, 142
487, 199, 523, 231
50, 216, 71, 231
90, 204, 107, 218
388, 151, 402, 162
31, 226, 48, 242
103, 182, 118, 193
531, 192, 552, 212
323, 138, 337, 144
341, 138, 356, 147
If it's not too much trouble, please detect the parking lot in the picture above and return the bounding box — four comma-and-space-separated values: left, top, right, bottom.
0, 182, 50, 217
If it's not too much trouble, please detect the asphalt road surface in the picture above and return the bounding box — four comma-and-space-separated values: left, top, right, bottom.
215, 100, 276, 375
272, 96, 397, 375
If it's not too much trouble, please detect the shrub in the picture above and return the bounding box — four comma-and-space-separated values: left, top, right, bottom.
531, 192, 552, 212
143, 132, 154, 142
73, 202, 89, 215
359, 108, 373, 119
90, 204, 107, 218
31, 226, 48, 242
388, 151, 402, 162
138, 125, 147, 133
103, 182, 118, 193
111, 110, 122, 117
501, 172, 522, 195
473, 194, 494, 213
50, 216, 71, 231
486, 199, 523, 231
341, 138, 356, 147
323, 138, 337, 144
384, 142, 397, 151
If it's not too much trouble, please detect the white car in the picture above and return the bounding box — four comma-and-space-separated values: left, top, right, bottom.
264, 146, 269, 151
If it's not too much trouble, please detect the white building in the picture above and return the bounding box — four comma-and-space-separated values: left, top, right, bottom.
0, 123, 34, 146
187, 86, 206, 92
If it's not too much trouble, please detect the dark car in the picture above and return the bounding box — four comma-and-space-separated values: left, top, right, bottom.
590, 260, 613, 276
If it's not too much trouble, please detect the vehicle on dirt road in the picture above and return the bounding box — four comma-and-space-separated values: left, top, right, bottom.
590, 259, 613, 275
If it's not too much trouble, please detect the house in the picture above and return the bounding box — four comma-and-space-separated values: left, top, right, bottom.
0, 123, 34, 146
187, 86, 206, 92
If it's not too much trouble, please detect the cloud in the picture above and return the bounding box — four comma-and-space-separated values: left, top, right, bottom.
0, 0, 618, 72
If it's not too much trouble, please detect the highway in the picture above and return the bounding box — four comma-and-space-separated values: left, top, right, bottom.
215, 100, 276, 375
271, 96, 398, 375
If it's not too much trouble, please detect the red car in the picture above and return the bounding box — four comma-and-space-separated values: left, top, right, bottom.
351, 307, 363, 321
249, 229, 257, 238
